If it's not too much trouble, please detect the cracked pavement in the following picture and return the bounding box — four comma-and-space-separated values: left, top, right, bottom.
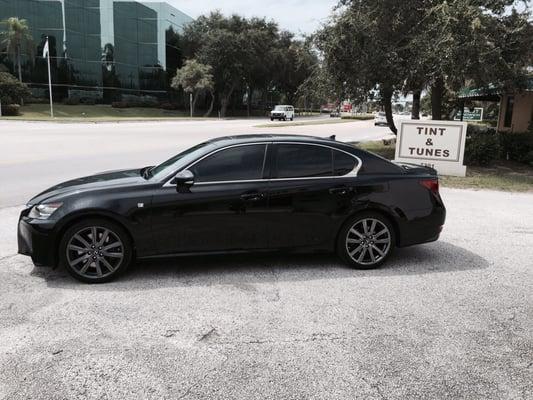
0, 188, 532, 399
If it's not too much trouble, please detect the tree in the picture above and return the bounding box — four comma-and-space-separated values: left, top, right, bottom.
171, 59, 214, 117
0, 17, 34, 82
273, 33, 318, 106
410, 0, 532, 119
0, 71, 31, 104
182, 13, 250, 118
316, 0, 419, 134
182, 12, 315, 117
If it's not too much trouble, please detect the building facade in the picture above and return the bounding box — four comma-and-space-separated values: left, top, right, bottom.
0, 0, 192, 101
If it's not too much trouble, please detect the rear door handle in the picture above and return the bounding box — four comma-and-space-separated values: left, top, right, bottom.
240, 192, 265, 201
329, 186, 351, 195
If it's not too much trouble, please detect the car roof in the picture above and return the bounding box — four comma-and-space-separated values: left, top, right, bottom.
205, 134, 353, 150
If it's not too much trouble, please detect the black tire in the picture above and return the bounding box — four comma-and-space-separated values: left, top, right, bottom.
336, 212, 395, 269
290, 117, 294, 121
59, 218, 133, 283
271, 117, 274, 121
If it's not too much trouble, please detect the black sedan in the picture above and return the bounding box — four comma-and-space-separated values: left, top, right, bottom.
18, 135, 446, 283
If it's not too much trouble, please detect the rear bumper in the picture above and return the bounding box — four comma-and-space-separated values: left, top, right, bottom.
397, 205, 446, 247
18, 217, 57, 267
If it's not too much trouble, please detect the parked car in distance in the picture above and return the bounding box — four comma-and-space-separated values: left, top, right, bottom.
18, 134, 446, 283
330, 109, 340, 118
374, 111, 388, 126
271, 105, 295, 121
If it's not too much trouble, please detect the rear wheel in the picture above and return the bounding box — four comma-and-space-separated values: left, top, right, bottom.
337, 212, 395, 269
59, 218, 132, 283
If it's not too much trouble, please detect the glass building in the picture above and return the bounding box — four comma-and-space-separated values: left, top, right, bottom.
0, 0, 192, 101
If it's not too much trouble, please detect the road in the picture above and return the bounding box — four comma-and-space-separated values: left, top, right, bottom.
0, 116, 395, 207
0, 188, 532, 399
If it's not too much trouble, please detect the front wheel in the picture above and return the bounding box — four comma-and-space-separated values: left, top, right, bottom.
59, 218, 133, 283
337, 212, 395, 269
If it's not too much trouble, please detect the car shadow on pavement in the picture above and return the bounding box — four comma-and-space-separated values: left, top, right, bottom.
33, 240, 489, 289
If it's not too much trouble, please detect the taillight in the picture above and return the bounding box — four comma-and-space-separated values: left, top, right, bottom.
419, 179, 439, 195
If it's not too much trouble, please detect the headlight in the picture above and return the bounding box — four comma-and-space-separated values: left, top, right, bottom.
28, 203, 63, 219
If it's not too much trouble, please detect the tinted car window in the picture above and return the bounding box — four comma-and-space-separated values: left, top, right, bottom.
358, 151, 403, 174
334, 150, 357, 176
190, 145, 266, 182
275, 144, 333, 178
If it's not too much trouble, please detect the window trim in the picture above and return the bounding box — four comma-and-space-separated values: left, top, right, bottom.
162, 141, 362, 187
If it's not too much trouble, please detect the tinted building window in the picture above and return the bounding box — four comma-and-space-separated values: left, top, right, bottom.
0, 0, 193, 100
190, 145, 267, 183
275, 144, 333, 178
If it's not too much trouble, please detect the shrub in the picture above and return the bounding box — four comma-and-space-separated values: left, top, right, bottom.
0, 72, 31, 104
1, 104, 21, 116
63, 97, 80, 105
464, 124, 500, 166
160, 102, 179, 110
499, 132, 533, 164
112, 101, 128, 108
80, 97, 96, 105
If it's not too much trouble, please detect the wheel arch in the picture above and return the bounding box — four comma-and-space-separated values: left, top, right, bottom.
336, 205, 402, 248
54, 211, 136, 267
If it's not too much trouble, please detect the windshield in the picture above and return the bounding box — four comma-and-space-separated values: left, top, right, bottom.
147, 141, 214, 181
274, 106, 285, 111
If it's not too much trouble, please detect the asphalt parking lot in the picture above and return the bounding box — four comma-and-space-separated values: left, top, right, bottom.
0, 187, 532, 399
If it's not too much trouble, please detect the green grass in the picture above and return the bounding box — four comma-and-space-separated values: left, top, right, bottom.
2, 104, 202, 121
340, 114, 374, 120
356, 140, 533, 192
254, 118, 364, 128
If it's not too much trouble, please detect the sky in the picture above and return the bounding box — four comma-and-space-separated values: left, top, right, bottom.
162, 0, 339, 34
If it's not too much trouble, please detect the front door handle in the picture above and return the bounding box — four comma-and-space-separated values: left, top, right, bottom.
329, 186, 352, 195
240, 192, 265, 202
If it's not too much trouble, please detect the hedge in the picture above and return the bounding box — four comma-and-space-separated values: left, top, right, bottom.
340, 114, 374, 120
500, 132, 533, 166
465, 124, 500, 166
465, 124, 533, 166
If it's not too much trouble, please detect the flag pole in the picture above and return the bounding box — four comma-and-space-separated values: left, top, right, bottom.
45, 37, 54, 118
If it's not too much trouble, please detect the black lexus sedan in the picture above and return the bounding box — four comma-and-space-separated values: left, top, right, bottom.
18, 135, 445, 283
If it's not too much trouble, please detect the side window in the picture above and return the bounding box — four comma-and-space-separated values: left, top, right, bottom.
190, 145, 266, 183
334, 150, 357, 176
275, 144, 333, 178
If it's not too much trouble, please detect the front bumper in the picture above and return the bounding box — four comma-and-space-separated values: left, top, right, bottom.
18, 217, 58, 267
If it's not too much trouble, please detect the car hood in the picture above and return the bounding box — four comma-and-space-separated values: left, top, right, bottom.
28, 168, 145, 205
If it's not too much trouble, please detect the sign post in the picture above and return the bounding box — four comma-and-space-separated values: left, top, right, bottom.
395, 120, 467, 177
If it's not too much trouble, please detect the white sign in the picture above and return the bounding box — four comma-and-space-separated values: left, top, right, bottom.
395, 120, 467, 177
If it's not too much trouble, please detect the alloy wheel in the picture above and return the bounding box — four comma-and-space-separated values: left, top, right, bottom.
66, 226, 124, 279
345, 218, 391, 266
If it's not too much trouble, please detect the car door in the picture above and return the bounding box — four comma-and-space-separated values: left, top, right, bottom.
266, 142, 360, 249
149, 143, 270, 255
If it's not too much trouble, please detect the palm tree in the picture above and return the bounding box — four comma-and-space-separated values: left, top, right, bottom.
0, 17, 34, 82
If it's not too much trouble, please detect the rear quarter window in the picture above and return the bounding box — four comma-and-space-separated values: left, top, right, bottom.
358, 151, 403, 174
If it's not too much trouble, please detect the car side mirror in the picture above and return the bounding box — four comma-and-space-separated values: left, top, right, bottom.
170, 170, 194, 189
